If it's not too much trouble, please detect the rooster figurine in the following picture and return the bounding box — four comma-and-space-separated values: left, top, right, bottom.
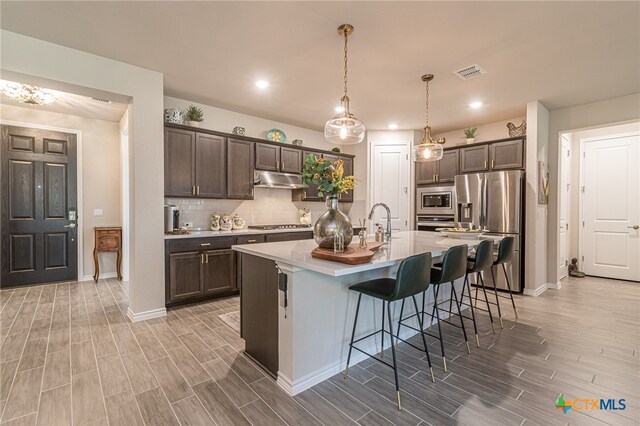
507, 120, 526, 137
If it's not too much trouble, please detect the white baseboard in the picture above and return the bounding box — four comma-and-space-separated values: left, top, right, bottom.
127, 307, 166, 322
523, 285, 548, 297
80, 272, 118, 282
547, 281, 562, 290
275, 312, 452, 396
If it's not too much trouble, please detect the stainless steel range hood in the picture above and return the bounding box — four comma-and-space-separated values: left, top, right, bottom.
254, 170, 307, 189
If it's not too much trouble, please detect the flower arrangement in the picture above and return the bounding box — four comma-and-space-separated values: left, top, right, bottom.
301, 154, 358, 198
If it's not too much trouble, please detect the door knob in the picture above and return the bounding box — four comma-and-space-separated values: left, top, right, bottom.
64, 223, 76, 228
628, 225, 639, 230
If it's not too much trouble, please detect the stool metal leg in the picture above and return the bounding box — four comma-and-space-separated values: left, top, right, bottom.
464, 274, 480, 347
386, 302, 402, 410
411, 295, 435, 383
490, 266, 504, 329
380, 300, 385, 359
478, 272, 496, 334
432, 285, 447, 372
344, 293, 362, 379
503, 263, 518, 319
451, 282, 471, 354
396, 298, 405, 350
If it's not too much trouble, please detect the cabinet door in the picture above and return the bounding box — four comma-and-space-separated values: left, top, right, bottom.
164, 128, 195, 197
255, 143, 279, 171
460, 145, 489, 173
227, 138, 255, 199
203, 249, 236, 296
437, 150, 459, 183
280, 147, 303, 174
299, 151, 321, 201
490, 139, 524, 170
195, 133, 226, 198
416, 160, 438, 185
339, 156, 354, 202
168, 252, 203, 303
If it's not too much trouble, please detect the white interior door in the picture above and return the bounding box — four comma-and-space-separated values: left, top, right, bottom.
558, 136, 571, 279
370, 144, 409, 232
582, 134, 640, 281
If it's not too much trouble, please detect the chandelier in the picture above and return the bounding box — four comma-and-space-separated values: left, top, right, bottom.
324, 24, 366, 145
1, 82, 57, 105
413, 74, 445, 162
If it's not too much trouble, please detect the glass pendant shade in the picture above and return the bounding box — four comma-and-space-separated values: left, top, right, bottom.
413, 142, 443, 162
1, 82, 56, 105
324, 113, 366, 145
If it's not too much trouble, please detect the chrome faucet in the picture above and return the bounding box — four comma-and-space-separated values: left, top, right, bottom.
368, 203, 392, 242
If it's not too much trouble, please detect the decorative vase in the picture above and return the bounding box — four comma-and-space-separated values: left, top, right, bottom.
220, 214, 233, 231
210, 213, 221, 231
313, 196, 353, 249
232, 214, 245, 230
187, 120, 201, 128
466, 138, 476, 144
164, 108, 184, 124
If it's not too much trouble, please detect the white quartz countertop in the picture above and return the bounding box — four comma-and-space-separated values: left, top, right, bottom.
164, 227, 313, 240
232, 230, 501, 277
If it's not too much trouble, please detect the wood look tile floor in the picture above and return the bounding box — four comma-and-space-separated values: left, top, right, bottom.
0, 276, 638, 425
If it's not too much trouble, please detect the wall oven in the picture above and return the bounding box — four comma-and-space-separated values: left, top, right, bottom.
416, 185, 455, 216
416, 215, 456, 232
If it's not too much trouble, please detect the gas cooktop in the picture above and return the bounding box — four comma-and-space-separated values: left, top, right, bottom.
247, 224, 312, 231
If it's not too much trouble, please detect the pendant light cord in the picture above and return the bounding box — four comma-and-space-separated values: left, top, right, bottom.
343, 30, 349, 100
424, 78, 429, 129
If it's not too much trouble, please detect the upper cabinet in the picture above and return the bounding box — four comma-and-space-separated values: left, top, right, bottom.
459, 144, 490, 174
293, 151, 354, 202
227, 138, 255, 199
416, 150, 458, 185
255, 143, 304, 174
165, 128, 226, 198
490, 139, 524, 170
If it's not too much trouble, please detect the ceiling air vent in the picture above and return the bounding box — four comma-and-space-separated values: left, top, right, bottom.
90, 97, 112, 104
453, 64, 487, 81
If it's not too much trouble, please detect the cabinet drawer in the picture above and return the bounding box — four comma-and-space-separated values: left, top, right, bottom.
97, 236, 120, 251
265, 231, 313, 243
168, 237, 234, 253
236, 234, 266, 245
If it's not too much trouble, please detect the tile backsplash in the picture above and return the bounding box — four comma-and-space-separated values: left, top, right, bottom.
166, 187, 359, 230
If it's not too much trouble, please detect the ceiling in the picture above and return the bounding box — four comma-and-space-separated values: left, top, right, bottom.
1, 1, 638, 133
1, 80, 129, 122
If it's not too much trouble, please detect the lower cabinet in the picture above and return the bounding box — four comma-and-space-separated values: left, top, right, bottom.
203, 249, 236, 296
168, 252, 203, 302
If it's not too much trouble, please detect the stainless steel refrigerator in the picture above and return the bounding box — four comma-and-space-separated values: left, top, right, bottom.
454, 170, 524, 292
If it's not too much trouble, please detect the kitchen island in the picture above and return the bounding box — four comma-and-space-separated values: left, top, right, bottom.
233, 230, 492, 395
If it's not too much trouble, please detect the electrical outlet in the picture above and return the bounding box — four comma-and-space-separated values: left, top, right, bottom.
184, 221, 193, 228
93, 209, 103, 216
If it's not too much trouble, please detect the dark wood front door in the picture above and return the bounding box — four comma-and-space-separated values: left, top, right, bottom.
1, 126, 78, 287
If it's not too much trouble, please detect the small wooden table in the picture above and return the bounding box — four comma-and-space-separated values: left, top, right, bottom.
93, 227, 122, 282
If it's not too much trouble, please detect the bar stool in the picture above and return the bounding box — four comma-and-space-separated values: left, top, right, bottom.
490, 236, 518, 325
344, 252, 434, 410
459, 240, 496, 338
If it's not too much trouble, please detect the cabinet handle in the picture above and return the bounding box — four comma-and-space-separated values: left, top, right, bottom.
192, 186, 196, 195
303, 191, 307, 199
432, 174, 436, 182
491, 160, 495, 168
436, 174, 439, 182
282, 162, 284, 170
484, 160, 488, 169
200, 253, 204, 263
247, 239, 257, 243
196, 186, 200, 195
250, 188, 254, 197
205, 254, 209, 264
200, 243, 211, 247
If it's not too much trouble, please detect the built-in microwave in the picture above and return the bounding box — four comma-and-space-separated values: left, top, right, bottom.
416, 185, 455, 216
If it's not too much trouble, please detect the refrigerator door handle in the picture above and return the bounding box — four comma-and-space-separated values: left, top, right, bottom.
481, 175, 487, 229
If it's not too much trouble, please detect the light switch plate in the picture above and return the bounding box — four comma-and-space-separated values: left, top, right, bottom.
94, 209, 103, 216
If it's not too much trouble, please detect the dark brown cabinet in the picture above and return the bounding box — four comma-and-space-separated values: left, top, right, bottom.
164, 128, 226, 198
203, 249, 235, 296
227, 138, 255, 199
416, 159, 439, 185
460, 144, 490, 173
256, 143, 303, 174
168, 252, 204, 303
416, 150, 458, 184
265, 231, 314, 243
164, 128, 196, 197
490, 139, 524, 170
293, 152, 354, 202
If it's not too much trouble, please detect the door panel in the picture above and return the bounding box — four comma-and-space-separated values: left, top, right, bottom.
371, 144, 409, 231
203, 249, 235, 295
255, 143, 279, 171
490, 139, 524, 170
437, 150, 459, 183
280, 147, 302, 174
415, 161, 438, 185
460, 145, 489, 173
226, 139, 255, 199
195, 133, 226, 198
164, 128, 195, 197
2, 125, 78, 287
169, 252, 203, 302
583, 134, 640, 281
558, 137, 571, 278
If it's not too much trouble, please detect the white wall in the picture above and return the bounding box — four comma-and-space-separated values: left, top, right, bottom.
434, 116, 527, 146
0, 105, 122, 279
1, 30, 165, 320
546, 93, 640, 285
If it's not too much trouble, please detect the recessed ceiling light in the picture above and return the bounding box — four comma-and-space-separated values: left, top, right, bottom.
469, 101, 483, 109
255, 80, 269, 89
334, 106, 345, 113
388, 123, 398, 130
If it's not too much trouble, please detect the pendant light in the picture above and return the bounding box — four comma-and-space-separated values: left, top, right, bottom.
324, 24, 366, 145
413, 74, 445, 162
1, 81, 56, 105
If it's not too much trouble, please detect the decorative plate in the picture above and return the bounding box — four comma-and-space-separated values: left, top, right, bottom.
266, 128, 286, 143
437, 228, 486, 239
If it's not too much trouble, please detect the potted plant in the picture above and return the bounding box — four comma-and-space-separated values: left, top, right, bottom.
463, 127, 478, 144
185, 105, 204, 127
301, 154, 358, 248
